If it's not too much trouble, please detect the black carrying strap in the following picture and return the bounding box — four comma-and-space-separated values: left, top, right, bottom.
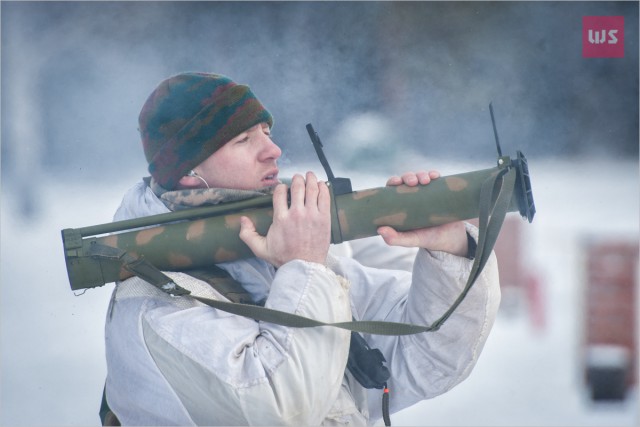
120, 166, 516, 336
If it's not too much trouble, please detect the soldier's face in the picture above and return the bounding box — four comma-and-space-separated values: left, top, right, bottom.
193, 123, 282, 190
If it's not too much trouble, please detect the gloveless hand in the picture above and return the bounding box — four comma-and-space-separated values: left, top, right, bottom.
239, 172, 331, 267
377, 170, 469, 257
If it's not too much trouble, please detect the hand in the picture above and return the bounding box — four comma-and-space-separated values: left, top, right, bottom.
377, 171, 469, 257
239, 172, 331, 267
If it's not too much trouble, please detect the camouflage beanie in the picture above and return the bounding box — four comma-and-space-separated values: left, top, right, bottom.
139, 72, 273, 189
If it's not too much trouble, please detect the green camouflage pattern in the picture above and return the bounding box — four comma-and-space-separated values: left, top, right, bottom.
62, 155, 535, 291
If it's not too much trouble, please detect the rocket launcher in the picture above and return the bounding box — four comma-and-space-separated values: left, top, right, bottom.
61, 107, 535, 294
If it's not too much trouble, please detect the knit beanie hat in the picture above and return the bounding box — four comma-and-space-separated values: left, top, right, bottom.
139, 72, 274, 189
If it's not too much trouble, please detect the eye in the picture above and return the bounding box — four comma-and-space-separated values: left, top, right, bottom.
233, 135, 250, 144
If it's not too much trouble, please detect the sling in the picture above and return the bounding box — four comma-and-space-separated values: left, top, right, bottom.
125, 166, 515, 336
100, 166, 515, 427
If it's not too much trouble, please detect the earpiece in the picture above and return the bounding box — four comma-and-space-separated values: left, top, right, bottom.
187, 170, 210, 189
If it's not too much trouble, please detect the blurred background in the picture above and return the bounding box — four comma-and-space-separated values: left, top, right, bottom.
1, 1, 638, 426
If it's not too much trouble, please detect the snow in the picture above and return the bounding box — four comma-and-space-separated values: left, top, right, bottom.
1, 158, 638, 426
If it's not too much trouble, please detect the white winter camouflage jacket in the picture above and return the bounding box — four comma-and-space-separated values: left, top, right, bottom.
104, 180, 501, 426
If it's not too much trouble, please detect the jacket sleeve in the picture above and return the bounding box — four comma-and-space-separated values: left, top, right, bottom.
141, 260, 352, 426
334, 223, 501, 421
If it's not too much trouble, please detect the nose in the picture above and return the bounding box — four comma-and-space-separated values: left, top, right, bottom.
258, 133, 282, 162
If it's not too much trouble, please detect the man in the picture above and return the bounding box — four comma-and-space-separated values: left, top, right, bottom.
104, 72, 500, 426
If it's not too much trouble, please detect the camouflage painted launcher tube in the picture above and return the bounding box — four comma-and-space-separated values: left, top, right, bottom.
62, 155, 534, 291
333, 167, 513, 242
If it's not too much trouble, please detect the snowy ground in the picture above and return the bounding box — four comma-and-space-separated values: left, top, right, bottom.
1, 157, 638, 426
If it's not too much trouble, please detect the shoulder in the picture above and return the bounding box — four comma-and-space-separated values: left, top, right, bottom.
112, 272, 226, 313
113, 179, 168, 221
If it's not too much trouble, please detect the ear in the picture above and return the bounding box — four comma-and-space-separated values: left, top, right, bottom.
177, 174, 202, 189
